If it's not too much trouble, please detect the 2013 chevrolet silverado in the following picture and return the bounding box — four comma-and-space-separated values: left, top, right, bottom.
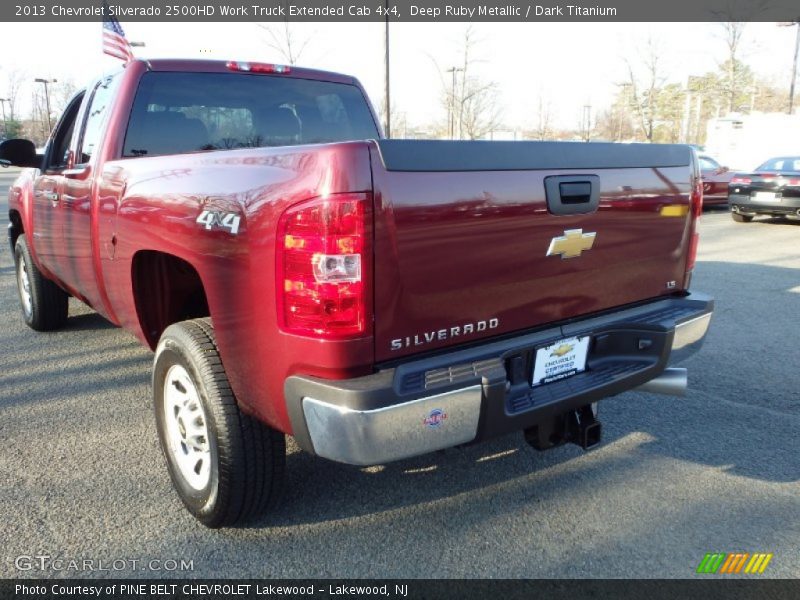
3, 59, 713, 527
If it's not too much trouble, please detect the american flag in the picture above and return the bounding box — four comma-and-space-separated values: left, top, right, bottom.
102, 3, 134, 62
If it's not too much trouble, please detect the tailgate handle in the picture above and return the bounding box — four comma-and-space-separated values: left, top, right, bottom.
545, 175, 600, 215
559, 182, 592, 203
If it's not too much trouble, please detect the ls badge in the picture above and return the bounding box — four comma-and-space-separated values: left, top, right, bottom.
546, 229, 596, 259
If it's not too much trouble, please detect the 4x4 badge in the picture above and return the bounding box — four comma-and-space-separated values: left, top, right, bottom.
546, 229, 596, 259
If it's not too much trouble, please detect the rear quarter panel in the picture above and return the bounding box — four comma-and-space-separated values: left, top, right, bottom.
101, 142, 374, 432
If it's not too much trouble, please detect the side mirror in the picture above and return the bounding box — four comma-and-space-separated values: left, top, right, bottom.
0, 139, 41, 168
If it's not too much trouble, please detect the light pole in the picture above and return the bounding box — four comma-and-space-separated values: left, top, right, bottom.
582, 104, 592, 142
446, 67, 463, 139
779, 21, 800, 114
384, 3, 390, 138
0, 98, 8, 138
34, 78, 57, 134
789, 22, 799, 114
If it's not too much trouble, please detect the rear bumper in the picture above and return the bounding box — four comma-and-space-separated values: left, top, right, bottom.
285, 292, 714, 466
729, 193, 800, 216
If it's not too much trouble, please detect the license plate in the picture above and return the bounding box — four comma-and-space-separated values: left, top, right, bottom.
532, 336, 591, 386
753, 191, 778, 202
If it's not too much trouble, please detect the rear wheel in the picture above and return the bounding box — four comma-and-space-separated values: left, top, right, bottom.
731, 213, 753, 223
153, 318, 286, 528
13, 237, 68, 331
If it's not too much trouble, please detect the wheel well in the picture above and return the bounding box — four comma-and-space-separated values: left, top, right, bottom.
132, 251, 210, 348
8, 210, 23, 245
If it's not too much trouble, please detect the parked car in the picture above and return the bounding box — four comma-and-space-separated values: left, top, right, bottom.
3, 59, 713, 527
728, 156, 800, 222
698, 154, 733, 207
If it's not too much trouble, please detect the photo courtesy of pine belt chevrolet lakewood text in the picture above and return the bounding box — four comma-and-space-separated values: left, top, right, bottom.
2, 59, 713, 527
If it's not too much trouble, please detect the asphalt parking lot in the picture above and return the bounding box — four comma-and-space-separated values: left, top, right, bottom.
1, 167, 798, 579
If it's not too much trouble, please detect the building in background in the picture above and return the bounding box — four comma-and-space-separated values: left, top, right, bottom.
705, 112, 800, 170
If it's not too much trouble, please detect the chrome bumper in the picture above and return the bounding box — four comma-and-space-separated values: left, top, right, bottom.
302, 385, 482, 466
288, 293, 714, 466
668, 312, 713, 364
631, 312, 712, 397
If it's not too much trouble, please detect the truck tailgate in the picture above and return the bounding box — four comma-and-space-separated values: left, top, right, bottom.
371, 140, 696, 362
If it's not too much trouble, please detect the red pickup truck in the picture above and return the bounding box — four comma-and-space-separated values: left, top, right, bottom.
3, 59, 713, 528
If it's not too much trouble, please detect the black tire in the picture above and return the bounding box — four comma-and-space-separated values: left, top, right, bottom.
153, 318, 285, 528
13, 237, 68, 331
731, 212, 753, 223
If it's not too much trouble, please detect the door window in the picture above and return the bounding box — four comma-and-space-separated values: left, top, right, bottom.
43, 92, 85, 172
77, 75, 120, 165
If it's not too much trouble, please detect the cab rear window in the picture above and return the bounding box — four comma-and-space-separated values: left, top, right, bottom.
122, 72, 380, 158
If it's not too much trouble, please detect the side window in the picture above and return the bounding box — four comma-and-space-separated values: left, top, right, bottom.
78, 75, 120, 165
44, 92, 85, 171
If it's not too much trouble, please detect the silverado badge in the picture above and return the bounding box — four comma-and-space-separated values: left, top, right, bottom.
546, 229, 596, 259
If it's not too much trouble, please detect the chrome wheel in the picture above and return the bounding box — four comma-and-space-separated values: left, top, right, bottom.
163, 364, 212, 491
17, 255, 32, 319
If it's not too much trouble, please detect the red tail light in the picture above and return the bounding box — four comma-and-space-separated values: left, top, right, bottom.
730, 176, 751, 184
785, 178, 800, 186
277, 193, 371, 339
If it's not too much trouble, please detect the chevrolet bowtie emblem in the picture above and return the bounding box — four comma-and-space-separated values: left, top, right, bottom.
550, 343, 574, 357
546, 229, 596, 259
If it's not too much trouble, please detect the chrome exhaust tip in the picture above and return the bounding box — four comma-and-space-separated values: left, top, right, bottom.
636, 368, 688, 397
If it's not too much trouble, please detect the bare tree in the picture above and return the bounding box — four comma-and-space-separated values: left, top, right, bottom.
30, 87, 49, 143
52, 79, 78, 114
439, 27, 501, 140
718, 22, 747, 113
533, 92, 552, 140
4, 69, 25, 121
604, 84, 637, 141
258, 17, 311, 65
625, 37, 666, 142
377, 102, 404, 138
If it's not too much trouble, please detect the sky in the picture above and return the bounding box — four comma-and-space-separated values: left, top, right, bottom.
0, 21, 797, 131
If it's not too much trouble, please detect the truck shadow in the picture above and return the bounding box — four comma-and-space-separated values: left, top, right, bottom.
252, 258, 799, 528
1, 247, 797, 529
62, 311, 118, 332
